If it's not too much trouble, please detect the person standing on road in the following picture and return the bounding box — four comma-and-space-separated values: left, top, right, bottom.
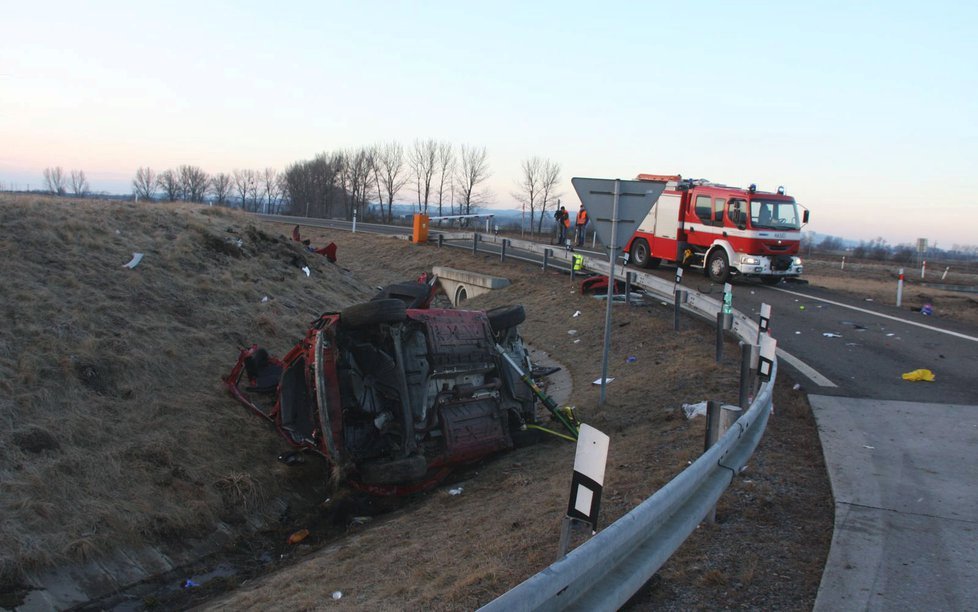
575, 206, 589, 247
554, 205, 569, 243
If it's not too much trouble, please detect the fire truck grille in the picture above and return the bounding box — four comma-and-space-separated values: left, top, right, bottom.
772, 255, 793, 271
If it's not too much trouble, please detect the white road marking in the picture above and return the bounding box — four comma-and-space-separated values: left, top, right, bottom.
772, 287, 978, 343
777, 348, 838, 388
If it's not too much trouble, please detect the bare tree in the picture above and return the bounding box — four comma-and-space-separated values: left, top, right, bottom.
537, 159, 562, 234
455, 145, 491, 215
132, 167, 157, 201
513, 157, 543, 235
43, 167, 67, 195
179, 165, 210, 202
342, 147, 375, 221
210, 172, 232, 205
435, 141, 455, 216
157, 169, 181, 202
283, 152, 345, 218
374, 142, 410, 222
261, 168, 281, 213
409, 139, 438, 214
232, 169, 257, 210
69, 170, 89, 197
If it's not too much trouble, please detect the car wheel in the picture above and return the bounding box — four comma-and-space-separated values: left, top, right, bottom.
358, 454, 429, 484
486, 304, 526, 333
707, 249, 729, 283
630, 239, 652, 268
341, 299, 407, 328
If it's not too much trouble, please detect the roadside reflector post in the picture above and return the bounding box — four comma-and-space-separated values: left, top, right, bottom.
721, 282, 734, 331
558, 424, 609, 559
500, 238, 509, 263
897, 268, 905, 307
841, 256, 846, 270
921, 259, 927, 279
942, 266, 950, 280
543, 248, 551, 272
757, 303, 772, 344
758, 334, 777, 382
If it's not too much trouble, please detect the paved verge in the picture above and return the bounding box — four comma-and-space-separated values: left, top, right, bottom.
810, 395, 978, 612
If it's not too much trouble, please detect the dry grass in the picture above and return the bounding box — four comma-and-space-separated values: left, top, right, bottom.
0, 194, 834, 610
802, 258, 978, 327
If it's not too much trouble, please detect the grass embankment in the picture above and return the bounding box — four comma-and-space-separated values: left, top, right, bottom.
0, 195, 371, 586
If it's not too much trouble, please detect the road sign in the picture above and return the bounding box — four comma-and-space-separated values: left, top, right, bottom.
571, 177, 667, 249
571, 177, 667, 406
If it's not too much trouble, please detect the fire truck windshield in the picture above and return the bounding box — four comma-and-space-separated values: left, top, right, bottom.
750, 200, 801, 230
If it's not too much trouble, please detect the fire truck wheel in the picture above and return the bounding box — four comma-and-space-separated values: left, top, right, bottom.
630, 239, 656, 268
707, 249, 729, 283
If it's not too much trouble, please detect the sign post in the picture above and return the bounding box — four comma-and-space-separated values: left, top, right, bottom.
572, 177, 666, 406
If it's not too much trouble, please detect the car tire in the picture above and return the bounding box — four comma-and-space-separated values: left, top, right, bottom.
707, 249, 729, 283
486, 304, 526, 332
341, 299, 407, 328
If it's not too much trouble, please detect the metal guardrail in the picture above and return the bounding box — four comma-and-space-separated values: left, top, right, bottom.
440, 232, 777, 611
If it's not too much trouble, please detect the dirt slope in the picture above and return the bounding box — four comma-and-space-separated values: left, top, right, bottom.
0, 195, 831, 610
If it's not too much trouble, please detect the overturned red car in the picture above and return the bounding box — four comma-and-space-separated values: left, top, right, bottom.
224, 277, 549, 495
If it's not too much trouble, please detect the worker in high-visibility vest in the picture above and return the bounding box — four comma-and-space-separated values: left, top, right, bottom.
575, 206, 589, 247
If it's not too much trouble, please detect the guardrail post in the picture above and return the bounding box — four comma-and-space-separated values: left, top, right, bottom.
715, 312, 725, 362
625, 272, 633, 306
437, 234, 443, 248
674, 290, 684, 331
738, 342, 757, 409
500, 239, 509, 263
703, 400, 721, 522
472, 233, 479, 255
543, 248, 551, 272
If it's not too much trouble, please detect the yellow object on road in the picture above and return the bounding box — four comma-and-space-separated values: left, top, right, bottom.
901, 369, 935, 382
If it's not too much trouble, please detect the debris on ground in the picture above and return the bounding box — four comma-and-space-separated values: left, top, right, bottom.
822, 332, 842, 338
901, 369, 936, 382
287, 529, 310, 544
122, 252, 143, 269
449, 487, 463, 496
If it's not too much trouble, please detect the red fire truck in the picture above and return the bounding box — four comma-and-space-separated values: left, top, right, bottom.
625, 173, 809, 284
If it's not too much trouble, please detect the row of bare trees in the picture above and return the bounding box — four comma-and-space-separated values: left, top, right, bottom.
43, 167, 89, 197
283, 141, 492, 223
512, 157, 562, 235
119, 143, 559, 233
132, 166, 283, 211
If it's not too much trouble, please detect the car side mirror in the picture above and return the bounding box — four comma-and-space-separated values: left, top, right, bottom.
802, 210, 810, 224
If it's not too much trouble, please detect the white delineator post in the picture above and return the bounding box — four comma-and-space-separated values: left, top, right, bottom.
921, 260, 926, 279
841, 256, 846, 270
942, 266, 950, 280
896, 268, 904, 307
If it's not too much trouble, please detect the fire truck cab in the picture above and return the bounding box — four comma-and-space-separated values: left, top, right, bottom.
625, 174, 808, 284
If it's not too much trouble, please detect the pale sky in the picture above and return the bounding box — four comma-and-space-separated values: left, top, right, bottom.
2, 1, 976, 247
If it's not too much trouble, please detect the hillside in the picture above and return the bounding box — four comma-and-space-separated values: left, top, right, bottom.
0, 195, 831, 610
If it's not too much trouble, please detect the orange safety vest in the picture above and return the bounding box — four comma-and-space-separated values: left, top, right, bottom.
576, 210, 588, 225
